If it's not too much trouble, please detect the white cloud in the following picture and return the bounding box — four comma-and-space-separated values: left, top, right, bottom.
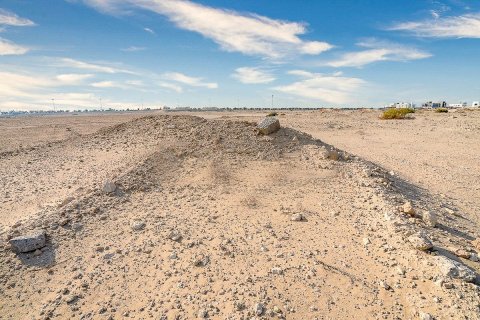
325, 39, 432, 68
143, 27, 155, 34
0, 9, 35, 27
0, 70, 148, 110
121, 46, 146, 52
162, 72, 218, 89
232, 67, 275, 84
390, 13, 480, 38
91, 81, 119, 88
56, 73, 94, 84
158, 81, 183, 93
82, 0, 333, 59
58, 58, 136, 74
0, 37, 29, 55
274, 70, 366, 104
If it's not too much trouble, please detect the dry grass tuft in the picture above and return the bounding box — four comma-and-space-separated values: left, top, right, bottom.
380, 108, 415, 120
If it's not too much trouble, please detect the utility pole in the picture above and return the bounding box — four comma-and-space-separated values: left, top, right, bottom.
51, 98, 56, 112
99, 98, 103, 110
271, 94, 274, 109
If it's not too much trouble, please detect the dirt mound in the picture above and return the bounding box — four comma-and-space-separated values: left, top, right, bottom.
1, 115, 479, 319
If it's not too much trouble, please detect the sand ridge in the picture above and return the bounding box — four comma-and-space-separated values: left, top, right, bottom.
0, 113, 479, 319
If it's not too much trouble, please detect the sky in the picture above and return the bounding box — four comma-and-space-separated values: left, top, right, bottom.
0, 0, 480, 110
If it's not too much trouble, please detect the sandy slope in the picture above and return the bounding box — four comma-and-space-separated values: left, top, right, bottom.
1, 114, 480, 319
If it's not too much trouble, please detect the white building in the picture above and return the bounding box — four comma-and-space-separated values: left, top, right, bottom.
422, 101, 447, 109
473, 101, 480, 108
449, 102, 468, 108
387, 102, 415, 109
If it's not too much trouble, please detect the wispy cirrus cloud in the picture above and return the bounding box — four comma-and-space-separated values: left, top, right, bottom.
390, 13, 480, 38
0, 37, 29, 55
81, 0, 333, 59
162, 72, 218, 89
232, 67, 276, 84
121, 46, 146, 52
158, 81, 183, 93
274, 70, 366, 104
325, 39, 431, 68
0, 9, 35, 27
58, 58, 137, 74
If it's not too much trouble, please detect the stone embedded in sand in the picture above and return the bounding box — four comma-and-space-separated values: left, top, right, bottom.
168, 230, 182, 242
291, 213, 304, 221
193, 254, 210, 267
327, 150, 340, 161
435, 256, 476, 282
402, 202, 415, 216
131, 220, 146, 231
422, 210, 437, 227
454, 249, 471, 259
271, 267, 283, 275
257, 117, 280, 135
103, 180, 116, 193
9, 230, 46, 253
254, 303, 265, 316
419, 312, 434, 320
408, 233, 433, 251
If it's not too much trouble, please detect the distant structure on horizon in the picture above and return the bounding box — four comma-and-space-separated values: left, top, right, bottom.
449, 102, 468, 108
422, 101, 448, 109
387, 102, 415, 109
473, 101, 480, 108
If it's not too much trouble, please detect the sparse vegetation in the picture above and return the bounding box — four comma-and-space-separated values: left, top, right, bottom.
380, 107, 415, 120
267, 112, 278, 117
435, 108, 448, 113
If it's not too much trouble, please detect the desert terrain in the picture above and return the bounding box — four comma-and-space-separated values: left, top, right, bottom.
1, 109, 480, 320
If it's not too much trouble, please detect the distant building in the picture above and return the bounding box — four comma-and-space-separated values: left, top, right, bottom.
387, 102, 415, 109
449, 102, 468, 108
422, 101, 447, 109
472, 101, 480, 108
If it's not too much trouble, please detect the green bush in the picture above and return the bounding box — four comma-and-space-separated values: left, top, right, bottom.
380, 108, 415, 120
435, 108, 448, 113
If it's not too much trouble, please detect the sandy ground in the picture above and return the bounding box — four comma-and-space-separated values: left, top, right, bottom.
1, 110, 480, 319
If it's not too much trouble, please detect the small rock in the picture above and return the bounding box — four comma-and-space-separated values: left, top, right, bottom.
436, 256, 476, 282
419, 312, 434, 320
402, 202, 415, 216
408, 233, 433, 251
193, 254, 209, 267
197, 309, 208, 318
33, 249, 42, 257
379, 280, 390, 290
168, 230, 182, 242
454, 248, 471, 259
254, 303, 265, 316
9, 230, 46, 253
271, 267, 283, 275
131, 221, 146, 232
290, 213, 304, 222
422, 211, 437, 227
363, 238, 371, 246
257, 117, 280, 135
326, 150, 340, 161
470, 253, 479, 262
103, 180, 116, 193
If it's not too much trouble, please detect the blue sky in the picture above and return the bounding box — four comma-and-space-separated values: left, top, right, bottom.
0, 0, 479, 110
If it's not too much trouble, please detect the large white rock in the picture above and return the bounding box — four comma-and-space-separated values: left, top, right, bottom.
435, 256, 476, 282
9, 230, 46, 253
408, 233, 433, 251
257, 117, 280, 135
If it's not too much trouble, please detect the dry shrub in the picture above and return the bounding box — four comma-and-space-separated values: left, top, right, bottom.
380, 108, 415, 120
435, 108, 448, 113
